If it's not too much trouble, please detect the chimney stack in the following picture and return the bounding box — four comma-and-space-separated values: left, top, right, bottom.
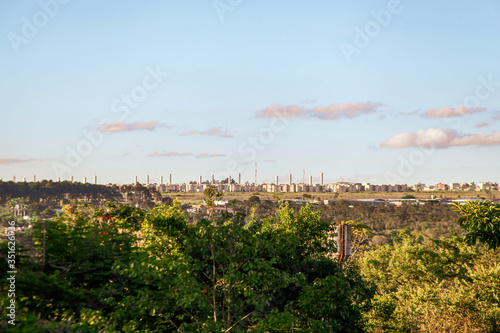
309, 176, 312, 186
255, 162, 257, 184
320, 172, 324, 186
160, 175, 163, 185
169, 174, 172, 185
289, 173, 292, 185
238, 172, 241, 184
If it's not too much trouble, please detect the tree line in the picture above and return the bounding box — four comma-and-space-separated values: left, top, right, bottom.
0, 195, 499, 332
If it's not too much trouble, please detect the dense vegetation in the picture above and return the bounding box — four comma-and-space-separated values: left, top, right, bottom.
0, 180, 122, 205
1, 197, 499, 332
227, 198, 464, 245
0, 181, 164, 208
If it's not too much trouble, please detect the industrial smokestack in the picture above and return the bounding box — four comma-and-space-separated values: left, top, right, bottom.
309, 176, 312, 186
276, 175, 279, 186
238, 172, 241, 184
169, 174, 172, 185
33, 175, 36, 182
289, 173, 292, 185
13, 175, 15, 182
94, 174, 97, 185
199, 175, 202, 184
23, 177, 26, 182
146, 175, 150, 185
211, 174, 215, 184
57, 177, 60, 182
229, 175, 232, 185
83, 177, 87, 184
255, 162, 257, 184
71, 176, 74, 182
320, 172, 324, 186
135, 176, 138, 185
160, 176, 163, 185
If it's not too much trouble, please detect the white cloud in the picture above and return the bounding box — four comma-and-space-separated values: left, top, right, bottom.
311, 102, 381, 119
381, 128, 500, 148
256, 104, 307, 118
0, 158, 40, 164
149, 152, 226, 158
181, 127, 233, 138
149, 152, 193, 157
98, 121, 163, 133
424, 106, 486, 118
256, 102, 382, 119
196, 153, 226, 158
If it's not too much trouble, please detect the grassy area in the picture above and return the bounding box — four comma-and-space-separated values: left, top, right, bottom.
163, 190, 500, 205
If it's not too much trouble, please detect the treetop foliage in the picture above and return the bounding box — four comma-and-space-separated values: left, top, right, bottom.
1, 198, 499, 332
454, 200, 500, 250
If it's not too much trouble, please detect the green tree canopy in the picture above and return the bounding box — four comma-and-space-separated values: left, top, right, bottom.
454, 200, 500, 250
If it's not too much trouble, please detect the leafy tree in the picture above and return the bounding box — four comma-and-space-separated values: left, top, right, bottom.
203, 186, 223, 218
359, 235, 500, 332
1, 201, 375, 332
247, 195, 260, 205
454, 200, 500, 250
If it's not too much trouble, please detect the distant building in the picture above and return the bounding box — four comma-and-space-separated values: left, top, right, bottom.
435, 183, 449, 191
412, 183, 426, 191
479, 182, 492, 191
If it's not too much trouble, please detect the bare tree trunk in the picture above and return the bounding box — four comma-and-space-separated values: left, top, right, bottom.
211, 244, 217, 323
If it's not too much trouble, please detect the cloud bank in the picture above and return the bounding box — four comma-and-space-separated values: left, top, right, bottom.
149, 152, 193, 157
196, 153, 226, 158
149, 152, 226, 158
181, 127, 233, 138
0, 158, 39, 164
98, 121, 163, 133
256, 102, 382, 119
424, 106, 486, 118
381, 128, 500, 149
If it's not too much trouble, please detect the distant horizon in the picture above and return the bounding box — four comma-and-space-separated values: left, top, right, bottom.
1, 174, 498, 187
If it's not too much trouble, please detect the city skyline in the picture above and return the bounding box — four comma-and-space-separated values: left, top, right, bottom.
1, 1, 500, 185
0, 172, 498, 190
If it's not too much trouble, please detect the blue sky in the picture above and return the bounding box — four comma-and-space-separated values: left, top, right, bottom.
1, 0, 500, 185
